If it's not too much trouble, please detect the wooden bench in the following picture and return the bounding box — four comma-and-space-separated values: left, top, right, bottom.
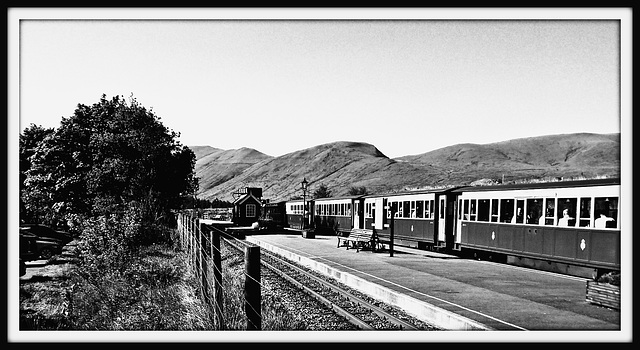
337, 228, 376, 252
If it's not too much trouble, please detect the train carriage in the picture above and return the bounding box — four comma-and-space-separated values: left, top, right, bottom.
313, 196, 364, 234
285, 199, 310, 230
452, 178, 621, 277
362, 189, 457, 250
259, 200, 287, 230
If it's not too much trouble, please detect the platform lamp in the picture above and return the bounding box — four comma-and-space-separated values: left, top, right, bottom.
301, 177, 308, 229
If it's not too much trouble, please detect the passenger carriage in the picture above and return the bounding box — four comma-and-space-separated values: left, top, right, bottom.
285, 199, 309, 230
452, 178, 620, 277
313, 196, 364, 234
362, 188, 458, 250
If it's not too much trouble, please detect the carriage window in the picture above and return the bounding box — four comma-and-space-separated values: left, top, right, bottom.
392, 201, 399, 217
490, 199, 499, 222
469, 199, 477, 221
416, 201, 424, 218
557, 198, 577, 227
382, 199, 387, 219
410, 201, 416, 218
513, 200, 525, 224
429, 200, 435, 219
347, 203, 351, 216
440, 199, 445, 219
403, 201, 410, 218
595, 197, 618, 229
500, 199, 514, 223
544, 198, 556, 226
463, 199, 470, 220
372, 204, 376, 223
478, 199, 490, 222
527, 198, 543, 225
579, 198, 592, 227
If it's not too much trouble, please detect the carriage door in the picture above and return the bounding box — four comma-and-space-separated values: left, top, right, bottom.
374, 198, 385, 230
353, 200, 362, 229
437, 195, 447, 245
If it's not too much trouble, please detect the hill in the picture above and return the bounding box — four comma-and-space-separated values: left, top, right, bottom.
194, 147, 272, 195
191, 133, 620, 202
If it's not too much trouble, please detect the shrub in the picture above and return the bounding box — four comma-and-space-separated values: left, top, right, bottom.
596, 271, 620, 286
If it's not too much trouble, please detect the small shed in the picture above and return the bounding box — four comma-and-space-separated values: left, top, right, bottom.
232, 187, 263, 227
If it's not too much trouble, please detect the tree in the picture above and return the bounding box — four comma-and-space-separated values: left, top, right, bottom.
348, 186, 369, 196
21, 94, 197, 230
19, 124, 54, 223
313, 184, 332, 199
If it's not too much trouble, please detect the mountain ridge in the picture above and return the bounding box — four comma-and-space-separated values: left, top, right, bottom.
192, 133, 620, 202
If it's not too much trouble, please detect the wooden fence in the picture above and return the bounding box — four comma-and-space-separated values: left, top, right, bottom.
176, 212, 261, 330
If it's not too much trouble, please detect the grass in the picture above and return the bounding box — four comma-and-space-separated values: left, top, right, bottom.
19, 229, 308, 332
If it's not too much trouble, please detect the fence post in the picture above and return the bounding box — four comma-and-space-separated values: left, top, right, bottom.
210, 228, 224, 329
195, 219, 201, 281
191, 218, 196, 268
244, 245, 261, 330
199, 222, 210, 306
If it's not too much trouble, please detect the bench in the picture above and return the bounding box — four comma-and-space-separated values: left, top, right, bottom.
337, 228, 377, 252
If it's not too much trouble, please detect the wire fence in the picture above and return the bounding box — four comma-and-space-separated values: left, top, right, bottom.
175, 212, 264, 330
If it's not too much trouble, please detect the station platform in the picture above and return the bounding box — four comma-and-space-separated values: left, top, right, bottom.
245, 232, 629, 341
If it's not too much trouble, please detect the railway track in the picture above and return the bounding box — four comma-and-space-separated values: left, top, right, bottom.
224, 236, 438, 330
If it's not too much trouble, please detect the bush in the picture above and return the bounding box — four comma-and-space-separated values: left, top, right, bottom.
596, 271, 620, 286
67, 243, 213, 330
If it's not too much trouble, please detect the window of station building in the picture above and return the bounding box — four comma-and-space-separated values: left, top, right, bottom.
557, 198, 577, 227
403, 201, 411, 218
416, 201, 424, 218
526, 198, 543, 225
500, 198, 514, 223
578, 198, 592, 227
491, 199, 499, 222
463, 199, 470, 220
246, 204, 256, 217
595, 197, 619, 229
469, 199, 477, 221
544, 198, 556, 226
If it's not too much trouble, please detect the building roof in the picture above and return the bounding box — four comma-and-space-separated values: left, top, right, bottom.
234, 193, 262, 206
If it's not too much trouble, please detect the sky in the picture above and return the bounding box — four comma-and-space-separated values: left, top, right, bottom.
10, 8, 631, 159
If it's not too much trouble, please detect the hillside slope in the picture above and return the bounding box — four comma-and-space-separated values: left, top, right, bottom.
191, 133, 620, 202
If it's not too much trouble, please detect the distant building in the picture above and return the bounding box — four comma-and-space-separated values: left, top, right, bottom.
232, 187, 263, 226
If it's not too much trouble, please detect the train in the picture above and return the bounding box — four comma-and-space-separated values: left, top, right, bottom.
260, 177, 621, 278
